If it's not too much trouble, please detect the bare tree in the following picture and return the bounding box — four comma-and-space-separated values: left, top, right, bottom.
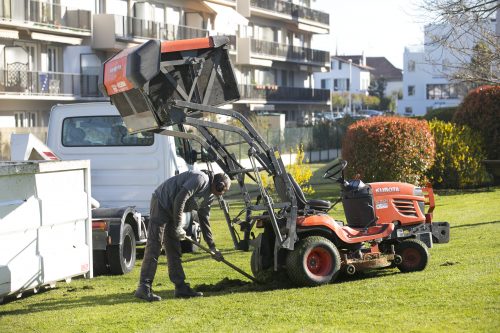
420, 0, 499, 85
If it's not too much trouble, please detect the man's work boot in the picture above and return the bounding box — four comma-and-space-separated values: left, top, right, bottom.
174, 283, 203, 299
134, 284, 161, 302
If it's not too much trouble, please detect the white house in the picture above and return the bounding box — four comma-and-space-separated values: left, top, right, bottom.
399, 18, 497, 116
314, 54, 402, 112
314, 55, 371, 94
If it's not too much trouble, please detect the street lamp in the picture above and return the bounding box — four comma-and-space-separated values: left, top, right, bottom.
348, 58, 352, 115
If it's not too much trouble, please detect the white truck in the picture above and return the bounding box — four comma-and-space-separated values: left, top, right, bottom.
12, 102, 201, 275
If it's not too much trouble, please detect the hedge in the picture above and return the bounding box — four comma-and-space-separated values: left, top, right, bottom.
342, 116, 435, 184
427, 120, 491, 188
453, 85, 500, 160
424, 107, 457, 123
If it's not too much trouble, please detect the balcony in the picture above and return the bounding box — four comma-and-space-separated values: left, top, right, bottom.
93, 14, 210, 50
251, 39, 329, 66
0, 0, 91, 35
236, 37, 329, 67
238, 84, 329, 104
249, 0, 329, 31
0, 70, 104, 99
115, 15, 209, 41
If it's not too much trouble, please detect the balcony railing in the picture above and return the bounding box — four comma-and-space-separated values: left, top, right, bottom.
114, 15, 209, 41
0, 70, 103, 98
250, 0, 329, 25
239, 84, 329, 103
0, 0, 91, 32
251, 39, 329, 64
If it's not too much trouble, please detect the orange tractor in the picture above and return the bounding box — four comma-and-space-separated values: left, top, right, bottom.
100, 36, 450, 287
251, 159, 450, 286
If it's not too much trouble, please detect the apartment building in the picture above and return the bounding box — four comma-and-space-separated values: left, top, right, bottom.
0, 0, 330, 131
398, 18, 497, 116
0, 0, 100, 128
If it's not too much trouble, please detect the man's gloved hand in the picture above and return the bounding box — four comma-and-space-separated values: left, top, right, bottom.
209, 246, 224, 262
175, 227, 186, 241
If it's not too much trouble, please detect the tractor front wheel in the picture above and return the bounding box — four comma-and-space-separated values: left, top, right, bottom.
286, 236, 340, 287
395, 238, 429, 273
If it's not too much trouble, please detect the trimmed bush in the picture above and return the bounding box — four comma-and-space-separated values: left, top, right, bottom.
453, 85, 500, 160
342, 116, 435, 184
424, 107, 458, 122
427, 120, 491, 188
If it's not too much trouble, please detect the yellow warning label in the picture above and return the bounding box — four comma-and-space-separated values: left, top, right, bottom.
274, 151, 280, 159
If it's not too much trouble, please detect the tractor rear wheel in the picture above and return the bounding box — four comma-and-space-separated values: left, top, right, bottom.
395, 238, 429, 273
286, 236, 340, 287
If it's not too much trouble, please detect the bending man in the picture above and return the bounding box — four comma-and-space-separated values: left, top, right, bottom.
135, 170, 231, 301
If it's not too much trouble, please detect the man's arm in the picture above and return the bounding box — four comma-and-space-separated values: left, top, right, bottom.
198, 206, 215, 249
172, 175, 205, 231
173, 188, 192, 231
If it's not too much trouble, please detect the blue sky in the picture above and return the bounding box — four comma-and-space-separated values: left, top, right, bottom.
313, 0, 425, 69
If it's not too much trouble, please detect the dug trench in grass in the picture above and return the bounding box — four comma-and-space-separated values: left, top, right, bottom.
135, 170, 232, 302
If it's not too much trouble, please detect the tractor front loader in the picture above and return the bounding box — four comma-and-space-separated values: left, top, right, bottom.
100, 36, 450, 287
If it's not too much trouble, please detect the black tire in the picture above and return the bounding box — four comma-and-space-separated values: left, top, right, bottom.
92, 250, 109, 275
395, 238, 429, 273
107, 224, 136, 275
181, 222, 202, 253
250, 248, 275, 283
286, 236, 341, 287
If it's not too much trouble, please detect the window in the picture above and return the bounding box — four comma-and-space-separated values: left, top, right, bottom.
408, 60, 415, 72
15, 112, 37, 127
338, 61, 342, 70
408, 85, 415, 96
282, 70, 288, 86
426, 84, 464, 100
62, 116, 154, 147
80, 54, 101, 97
333, 78, 349, 91
405, 107, 413, 114
321, 79, 330, 89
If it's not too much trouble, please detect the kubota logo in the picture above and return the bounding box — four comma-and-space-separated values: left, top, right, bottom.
375, 186, 400, 193
109, 64, 122, 73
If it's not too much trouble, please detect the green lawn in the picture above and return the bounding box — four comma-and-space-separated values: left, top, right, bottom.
1, 164, 499, 333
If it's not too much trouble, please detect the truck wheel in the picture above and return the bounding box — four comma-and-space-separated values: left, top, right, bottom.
92, 250, 109, 275
107, 224, 136, 275
286, 236, 340, 287
395, 238, 429, 273
181, 222, 201, 253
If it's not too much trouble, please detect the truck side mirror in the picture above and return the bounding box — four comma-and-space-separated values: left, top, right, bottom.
190, 149, 198, 164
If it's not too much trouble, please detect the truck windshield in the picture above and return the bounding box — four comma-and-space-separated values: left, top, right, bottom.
62, 116, 154, 147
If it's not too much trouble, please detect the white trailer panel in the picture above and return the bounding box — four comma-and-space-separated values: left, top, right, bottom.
0, 160, 92, 302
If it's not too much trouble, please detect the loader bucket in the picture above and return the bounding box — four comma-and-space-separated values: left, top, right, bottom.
100, 36, 240, 133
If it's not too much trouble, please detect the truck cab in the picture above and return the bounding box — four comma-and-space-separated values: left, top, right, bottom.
45, 102, 199, 275
47, 102, 192, 215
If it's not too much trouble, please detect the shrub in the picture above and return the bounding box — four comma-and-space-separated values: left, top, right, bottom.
424, 107, 458, 123
261, 144, 314, 195
453, 85, 500, 160
427, 120, 491, 188
341, 116, 435, 184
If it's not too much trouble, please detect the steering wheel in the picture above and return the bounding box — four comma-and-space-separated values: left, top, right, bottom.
323, 159, 347, 180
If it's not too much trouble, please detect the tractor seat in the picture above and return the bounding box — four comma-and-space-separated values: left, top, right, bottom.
288, 173, 331, 212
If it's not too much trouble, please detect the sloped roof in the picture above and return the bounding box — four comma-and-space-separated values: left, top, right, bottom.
333, 55, 402, 81
331, 56, 373, 71
366, 57, 402, 81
